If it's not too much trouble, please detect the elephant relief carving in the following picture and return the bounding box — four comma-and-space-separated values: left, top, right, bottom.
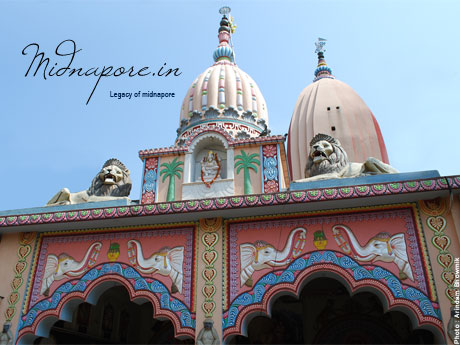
41, 242, 102, 296
127, 240, 184, 294
332, 224, 414, 281
240, 227, 307, 287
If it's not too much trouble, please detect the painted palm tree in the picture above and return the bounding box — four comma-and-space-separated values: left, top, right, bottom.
160, 158, 184, 201
234, 150, 260, 194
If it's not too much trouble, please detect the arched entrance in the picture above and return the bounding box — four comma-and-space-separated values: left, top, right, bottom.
30, 284, 194, 344
228, 277, 439, 344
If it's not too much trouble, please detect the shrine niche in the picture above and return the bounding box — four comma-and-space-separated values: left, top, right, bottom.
18, 225, 196, 342
223, 205, 443, 340
182, 132, 234, 199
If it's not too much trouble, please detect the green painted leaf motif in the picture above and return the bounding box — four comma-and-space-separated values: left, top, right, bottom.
81, 210, 89, 216
373, 184, 383, 191
325, 189, 334, 196
68, 211, 76, 217
118, 208, 126, 213
247, 196, 256, 202
294, 192, 303, 198
422, 180, 433, 187
106, 208, 113, 213
43, 214, 52, 220
19, 216, 28, 221
7, 217, 16, 222
187, 201, 197, 207
357, 186, 367, 192
55, 212, 63, 218
131, 206, 140, 212
31, 215, 39, 220
216, 198, 226, 205
202, 200, 211, 206
309, 190, 319, 196
173, 203, 182, 208
407, 181, 416, 188
389, 183, 400, 189
159, 204, 168, 210
277, 193, 287, 199
262, 195, 271, 201
145, 205, 154, 211
93, 210, 102, 215
341, 188, 351, 193
231, 197, 242, 203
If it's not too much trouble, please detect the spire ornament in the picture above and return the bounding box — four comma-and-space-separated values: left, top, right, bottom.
213, 6, 235, 63
313, 37, 334, 82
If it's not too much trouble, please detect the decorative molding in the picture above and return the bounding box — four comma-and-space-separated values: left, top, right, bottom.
3, 232, 35, 323
199, 218, 221, 318
420, 199, 457, 304
1, 176, 459, 228
261, 144, 279, 193
141, 157, 159, 204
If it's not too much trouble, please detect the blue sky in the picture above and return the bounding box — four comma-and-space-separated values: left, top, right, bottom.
1, 0, 459, 211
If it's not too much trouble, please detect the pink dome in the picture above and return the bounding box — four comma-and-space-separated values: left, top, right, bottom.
176, 14, 268, 144
288, 51, 388, 181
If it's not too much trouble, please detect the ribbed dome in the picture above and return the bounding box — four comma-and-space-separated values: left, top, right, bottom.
288, 48, 389, 181
176, 14, 268, 144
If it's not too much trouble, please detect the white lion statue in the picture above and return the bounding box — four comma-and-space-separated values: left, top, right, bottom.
46, 158, 132, 205
297, 134, 398, 182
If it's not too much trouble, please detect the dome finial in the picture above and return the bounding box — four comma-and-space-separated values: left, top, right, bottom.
213, 6, 235, 63
313, 38, 334, 82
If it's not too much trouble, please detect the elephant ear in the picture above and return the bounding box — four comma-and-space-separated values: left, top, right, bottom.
168, 246, 184, 274
240, 244, 256, 270
41, 254, 58, 295
390, 233, 409, 261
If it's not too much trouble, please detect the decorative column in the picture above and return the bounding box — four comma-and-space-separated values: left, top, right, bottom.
196, 218, 223, 343
140, 157, 159, 204
2, 232, 35, 335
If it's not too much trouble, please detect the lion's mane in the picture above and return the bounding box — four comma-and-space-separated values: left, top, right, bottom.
305, 142, 349, 178
87, 165, 132, 197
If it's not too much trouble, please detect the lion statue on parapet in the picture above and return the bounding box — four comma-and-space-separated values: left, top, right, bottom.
297, 133, 398, 182
46, 158, 132, 205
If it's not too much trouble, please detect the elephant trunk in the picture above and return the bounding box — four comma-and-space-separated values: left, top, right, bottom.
340, 227, 375, 261
67, 242, 102, 274
128, 240, 157, 273
270, 227, 306, 265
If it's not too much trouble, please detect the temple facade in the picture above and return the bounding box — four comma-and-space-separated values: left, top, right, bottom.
1, 8, 459, 345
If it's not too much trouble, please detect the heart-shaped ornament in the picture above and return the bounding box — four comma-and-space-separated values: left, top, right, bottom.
427, 216, 446, 233
432, 235, 451, 251
18, 245, 31, 260
442, 271, 455, 285
202, 233, 219, 249
437, 253, 454, 269
11, 277, 23, 291
446, 288, 457, 303
203, 268, 217, 282
4, 307, 16, 321
202, 285, 216, 299
8, 292, 19, 305
14, 261, 27, 275
203, 250, 218, 266
202, 301, 216, 316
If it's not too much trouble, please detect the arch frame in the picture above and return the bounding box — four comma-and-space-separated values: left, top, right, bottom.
17, 265, 196, 344
222, 251, 444, 343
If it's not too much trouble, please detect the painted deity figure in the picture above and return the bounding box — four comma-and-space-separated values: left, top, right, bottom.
196, 319, 220, 345
201, 151, 221, 187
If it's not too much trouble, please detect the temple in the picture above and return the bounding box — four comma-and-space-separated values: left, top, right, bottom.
1, 7, 459, 345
